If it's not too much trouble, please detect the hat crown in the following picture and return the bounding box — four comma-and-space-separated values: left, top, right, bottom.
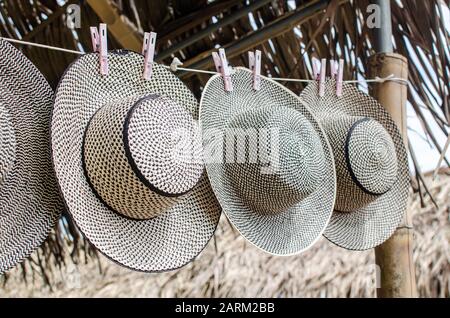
0, 103, 16, 187
224, 105, 326, 214
83, 94, 204, 220
323, 115, 398, 212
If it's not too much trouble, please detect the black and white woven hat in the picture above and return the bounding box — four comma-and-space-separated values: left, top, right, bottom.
200, 68, 336, 256
300, 80, 410, 251
0, 39, 63, 274
52, 50, 221, 272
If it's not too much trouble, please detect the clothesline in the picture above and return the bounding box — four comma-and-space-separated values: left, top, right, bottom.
1, 36, 408, 85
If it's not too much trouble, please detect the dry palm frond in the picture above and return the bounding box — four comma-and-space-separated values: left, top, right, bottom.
0, 0, 449, 276
1, 171, 449, 298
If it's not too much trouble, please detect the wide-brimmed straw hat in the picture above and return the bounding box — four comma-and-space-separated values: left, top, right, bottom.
52, 50, 221, 272
200, 68, 336, 256
300, 80, 409, 251
0, 39, 63, 274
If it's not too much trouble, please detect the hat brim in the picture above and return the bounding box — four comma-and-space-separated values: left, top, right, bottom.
300, 80, 410, 251
200, 68, 336, 256
51, 50, 221, 272
0, 40, 63, 274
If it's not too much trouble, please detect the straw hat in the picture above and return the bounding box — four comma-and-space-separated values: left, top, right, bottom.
52, 50, 221, 272
300, 80, 409, 250
200, 68, 336, 256
0, 39, 63, 274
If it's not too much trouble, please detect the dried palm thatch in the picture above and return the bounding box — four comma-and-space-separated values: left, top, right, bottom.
0, 0, 449, 277
1, 171, 449, 298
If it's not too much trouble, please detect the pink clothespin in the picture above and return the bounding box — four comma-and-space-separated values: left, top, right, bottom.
90, 27, 100, 52
330, 60, 338, 79
142, 32, 157, 80
312, 58, 321, 80
212, 52, 222, 73
248, 51, 255, 70
248, 50, 261, 91
336, 59, 344, 97
319, 58, 326, 97
90, 24, 108, 76
212, 49, 233, 92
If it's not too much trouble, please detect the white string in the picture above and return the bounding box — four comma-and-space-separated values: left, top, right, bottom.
269, 77, 315, 83
0, 36, 409, 85
344, 74, 409, 85
161, 65, 218, 75
1, 37, 84, 55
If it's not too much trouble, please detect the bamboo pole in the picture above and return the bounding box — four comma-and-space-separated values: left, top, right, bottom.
369, 0, 417, 298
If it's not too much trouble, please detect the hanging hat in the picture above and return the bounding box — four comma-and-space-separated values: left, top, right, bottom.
0, 39, 63, 274
52, 50, 221, 272
300, 80, 409, 251
200, 68, 336, 256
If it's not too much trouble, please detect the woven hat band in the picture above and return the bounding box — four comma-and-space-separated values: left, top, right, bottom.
0, 103, 16, 187
224, 105, 326, 214
83, 94, 204, 220
322, 115, 398, 212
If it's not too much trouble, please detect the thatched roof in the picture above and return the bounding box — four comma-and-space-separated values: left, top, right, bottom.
1, 0, 448, 193
0, 0, 449, 276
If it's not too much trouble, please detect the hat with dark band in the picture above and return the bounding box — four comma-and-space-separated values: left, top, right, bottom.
300, 80, 409, 251
52, 50, 221, 272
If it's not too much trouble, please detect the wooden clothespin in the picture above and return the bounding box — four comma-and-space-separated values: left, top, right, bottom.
248, 50, 262, 91
212, 49, 233, 92
336, 59, 344, 97
90, 24, 108, 76
142, 32, 157, 80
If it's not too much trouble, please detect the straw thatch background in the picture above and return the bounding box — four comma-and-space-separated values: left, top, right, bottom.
0, 0, 449, 297
2, 172, 448, 298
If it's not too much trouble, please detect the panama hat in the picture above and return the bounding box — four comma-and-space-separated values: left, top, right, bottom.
0, 39, 63, 274
300, 79, 409, 251
51, 50, 221, 272
200, 68, 336, 256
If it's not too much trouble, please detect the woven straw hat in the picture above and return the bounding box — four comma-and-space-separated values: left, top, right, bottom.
300, 80, 410, 251
0, 39, 63, 274
52, 50, 221, 272
200, 68, 336, 256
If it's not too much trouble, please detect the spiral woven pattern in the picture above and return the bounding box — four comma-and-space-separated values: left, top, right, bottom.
52, 50, 221, 272
126, 95, 204, 196
0, 103, 15, 186
0, 39, 63, 274
225, 106, 326, 214
346, 118, 398, 196
200, 68, 336, 256
300, 79, 409, 251
83, 94, 204, 220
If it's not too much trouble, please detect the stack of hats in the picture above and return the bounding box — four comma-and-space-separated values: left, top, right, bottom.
0, 40, 409, 274
200, 68, 409, 254
200, 68, 336, 255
